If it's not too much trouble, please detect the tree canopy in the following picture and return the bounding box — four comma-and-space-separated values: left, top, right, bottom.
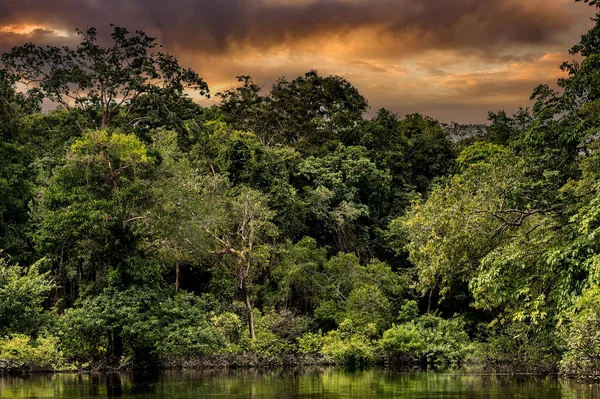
3, 10, 600, 376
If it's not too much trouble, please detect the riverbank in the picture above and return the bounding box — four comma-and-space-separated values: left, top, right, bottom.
0, 352, 333, 375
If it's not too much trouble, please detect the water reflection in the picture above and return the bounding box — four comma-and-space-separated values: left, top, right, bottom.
0, 368, 598, 398
105, 373, 122, 397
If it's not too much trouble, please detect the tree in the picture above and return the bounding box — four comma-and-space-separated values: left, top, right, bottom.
400, 113, 456, 193
203, 188, 278, 339
145, 130, 216, 293
217, 76, 280, 147
0, 70, 41, 261
0, 257, 54, 338
61, 287, 225, 363
219, 71, 368, 155
299, 145, 391, 256
395, 151, 550, 315
190, 121, 305, 239
35, 130, 156, 302
2, 25, 208, 129
357, 110, 454, 199
274, 238, 404, 332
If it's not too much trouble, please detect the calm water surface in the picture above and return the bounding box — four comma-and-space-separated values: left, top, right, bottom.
1, 368, 598, 398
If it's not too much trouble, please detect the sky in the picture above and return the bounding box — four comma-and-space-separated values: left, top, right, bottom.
0, 0, 597, 123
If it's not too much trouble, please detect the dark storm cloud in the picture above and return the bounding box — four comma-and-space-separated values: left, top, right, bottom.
0, 0, 582, 56
0, 0, 595, 124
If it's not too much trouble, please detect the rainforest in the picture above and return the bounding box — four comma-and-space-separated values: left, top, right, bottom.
2, 0, 600, 381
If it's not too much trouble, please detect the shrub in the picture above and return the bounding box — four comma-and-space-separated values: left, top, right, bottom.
0, 334, 61, 371
560, 286, 600, 379
60, 288, 226, 361
211, 312, 244, 344
297, 331, 325, 355
466, 321, 561, 373
380, 323, 426, 363
225, 309, 304, 355
379, 310, 471, 368
321, 319, 377, 367
0, 259, 55, 338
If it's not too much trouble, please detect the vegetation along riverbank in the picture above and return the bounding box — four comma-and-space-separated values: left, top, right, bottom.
2, 0, 600, 382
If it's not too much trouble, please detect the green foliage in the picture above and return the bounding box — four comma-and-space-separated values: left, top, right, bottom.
0, 334, 61, 371
456, 141, 509, 171
190, 121, 305, 238
275, 244, 404, 332
468, 321, 562, 374
397, 152, 571, 326
321, 319, 378, 367
36, 129, 157, 297
0, 141, 34, 258
2, 25, 208, 128
297, 331, 325, 355
0, 258, 54, 337
219, 71, 367, 155
380, 310, 471, 368
379, 323, 426, 363
560, 286, 600, 379
299, 145, 392, 254
0, 71, 39, 260
211, 312, 244, 344
60, 287, 225, 360
4, 9, 600, 376
154, 292, 227, 357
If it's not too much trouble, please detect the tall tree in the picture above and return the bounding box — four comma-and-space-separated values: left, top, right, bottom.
203, 188, 278, 339
0, 70, 41, 260
36, 130, 156, 303
2, 25, 208, 129
219, 71, 368, 156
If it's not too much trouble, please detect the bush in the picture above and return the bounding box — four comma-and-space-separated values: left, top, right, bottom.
155, 292, 226, 357
258, 308, 312, 343
60, 288, 226, 361
297, 331, 325, 355
211, 312, 244, 344
0, 258, 55, 338
466, 321, 561, 373
321, 319, 377, 367
379, 323, 426, 363
379, 310, 471, 368
0, 334, 61, 372
224, 309, 305, 355
560, 286, 600, 379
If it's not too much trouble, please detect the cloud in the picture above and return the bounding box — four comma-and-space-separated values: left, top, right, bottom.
0, 0, 587, 56
0, 0, 596, 123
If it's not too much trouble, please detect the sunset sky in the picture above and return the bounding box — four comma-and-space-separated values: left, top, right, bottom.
0, 0, 597, 123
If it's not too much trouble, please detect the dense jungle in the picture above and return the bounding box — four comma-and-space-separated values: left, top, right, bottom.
2, 0, 600, 381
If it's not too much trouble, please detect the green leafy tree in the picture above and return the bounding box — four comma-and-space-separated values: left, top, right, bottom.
219, 71, 368, 156
299, 145, 391, 255
35, 130, 156, 303
396, 152, 556, 318
61, 287, 225, 362
0, 258, 54, 338
191, 121, 305, 239
275, 240, 404, 332
2, 25, 208, 129
144, 130, 215, 293
203, 187, 278, 339
0, 70, 41, 260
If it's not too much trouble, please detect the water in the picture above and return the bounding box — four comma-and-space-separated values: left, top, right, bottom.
0, 368, 598, 398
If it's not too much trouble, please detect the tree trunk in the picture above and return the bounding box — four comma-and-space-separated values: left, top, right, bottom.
244, 289, 255, 339
175, 262, 180, 294
427, 288, 434, 314
113, 328, 123, 360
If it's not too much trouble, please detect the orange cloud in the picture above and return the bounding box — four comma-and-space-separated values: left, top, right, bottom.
0, 0, 597, 123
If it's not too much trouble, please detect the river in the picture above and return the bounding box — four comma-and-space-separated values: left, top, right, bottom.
1, 368, 598, 398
